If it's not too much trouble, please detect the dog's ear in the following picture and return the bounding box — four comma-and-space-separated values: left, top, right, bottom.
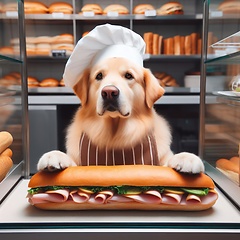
144, 68, 165, 108
73, 69, 90, 106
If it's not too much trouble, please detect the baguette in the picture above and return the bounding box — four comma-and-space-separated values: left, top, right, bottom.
0, 156, 13, 182
0, 131, 13, 154
0, 148, 13, 158
28, 165, 218, 211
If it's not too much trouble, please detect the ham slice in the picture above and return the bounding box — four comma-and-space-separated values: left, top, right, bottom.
69, 190, 90, 203
124, 190, 162, 204
162, 192, 183, 204
29, 189, 69, 205
94, 190, 114, 204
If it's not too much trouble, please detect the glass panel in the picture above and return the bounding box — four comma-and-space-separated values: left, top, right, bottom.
202, 0, 240, 193
0, 0, 25, 201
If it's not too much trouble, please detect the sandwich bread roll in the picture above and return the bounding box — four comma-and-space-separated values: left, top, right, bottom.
28, 76, 39, 87
48, 2, 73, 14
218, 0, 240, 14
27, 165, 218, 211
103, 4, 129, 14
81, 4, 103, 15
133, 4, 155, 14
157, 2, 184, 15
24, 2, 48, 14
39, 78, 59, 87
216, 157, 239, 184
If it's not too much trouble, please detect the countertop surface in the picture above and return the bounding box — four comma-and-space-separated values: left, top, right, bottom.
0, 179, 239, 228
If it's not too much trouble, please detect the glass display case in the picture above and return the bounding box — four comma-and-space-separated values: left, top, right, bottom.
199, 0, 240, 209
0, 0, 28, 201
0, 0, 239, 238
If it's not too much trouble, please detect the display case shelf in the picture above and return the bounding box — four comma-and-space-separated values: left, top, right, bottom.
205, 51, 240, 65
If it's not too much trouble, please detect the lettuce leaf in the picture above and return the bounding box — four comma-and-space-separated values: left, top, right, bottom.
28, 185, 209, 196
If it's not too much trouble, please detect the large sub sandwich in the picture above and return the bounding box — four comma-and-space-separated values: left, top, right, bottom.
27, 165, 218, 211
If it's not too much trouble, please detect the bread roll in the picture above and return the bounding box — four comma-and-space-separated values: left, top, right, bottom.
0, 131, 13, 154
152, 34, 160, 55
52, 34, 74, 44
164, 38, 174, 55
0, 46, 14, 55
173, 35, 181, 55
48, 2, 73, 14
144, 32, 153, 54
0, 156, 13, 182
184, 35, 192, 55
81, 4, 103, 15
157, 2, 184, 15
27, 165, 218, 211
103, 4, 129, 14
133, 4, 155, 14
191, 33, 198, 55
216, 158, 239, 184
59, 79, 65, 86
218, 0, 240, 14
2, 3, 18, 12
39, 78, 59, 87
0, 148, 13, 158
28, 76, 39, 87
24, 2, 48, 14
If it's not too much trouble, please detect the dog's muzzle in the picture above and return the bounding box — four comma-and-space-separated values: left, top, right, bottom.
101, 85, 120, 112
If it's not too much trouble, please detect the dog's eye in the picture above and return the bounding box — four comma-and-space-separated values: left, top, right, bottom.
125, 72, 133, 80
96, 72, 103, 81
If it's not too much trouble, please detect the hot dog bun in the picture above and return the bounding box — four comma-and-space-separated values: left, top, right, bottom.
103, 4, 129, 14
157, 2, 184, 15
28, 165, 218, 211
133, 4, 155, 14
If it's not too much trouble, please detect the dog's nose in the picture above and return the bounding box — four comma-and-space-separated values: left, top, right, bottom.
101, 85, 119, 100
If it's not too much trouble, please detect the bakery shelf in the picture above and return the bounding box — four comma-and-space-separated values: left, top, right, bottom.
144, 54, 201, 62
24, 14, 74, 20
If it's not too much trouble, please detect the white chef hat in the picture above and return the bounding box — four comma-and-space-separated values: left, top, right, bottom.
63, 24, 146, 88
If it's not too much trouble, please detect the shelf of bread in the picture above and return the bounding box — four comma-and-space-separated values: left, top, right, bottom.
0, 1, 201, 21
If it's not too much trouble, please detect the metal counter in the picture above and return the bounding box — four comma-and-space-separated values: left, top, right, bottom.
0, 179, 239, 239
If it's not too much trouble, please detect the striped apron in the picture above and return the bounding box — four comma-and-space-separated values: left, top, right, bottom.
79, 132, 159, 166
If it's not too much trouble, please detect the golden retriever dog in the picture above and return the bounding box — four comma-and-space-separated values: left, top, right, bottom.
37, 57, 204, 174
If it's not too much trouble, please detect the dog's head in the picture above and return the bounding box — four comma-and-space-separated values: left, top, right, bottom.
73, 57, 165, 118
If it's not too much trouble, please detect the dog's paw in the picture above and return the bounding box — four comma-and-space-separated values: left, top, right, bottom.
37, 150, 76, 172
167, 152, 204, 174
